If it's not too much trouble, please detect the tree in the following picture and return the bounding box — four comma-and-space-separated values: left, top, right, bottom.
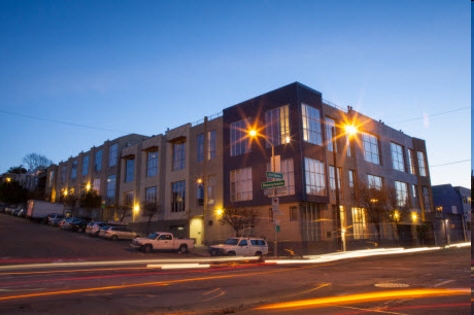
115, 204, 132, 222
141, 201, 161, 235
353, 181, 398, 244
219, 205, 260, 237
62, 194, 79, 213
7, 166, 27, 174
22, 153, 53, 172
0, 180, 28, 205
80, 190, 102, 209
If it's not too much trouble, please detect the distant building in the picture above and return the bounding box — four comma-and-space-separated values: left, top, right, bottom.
432, 184, 471, 244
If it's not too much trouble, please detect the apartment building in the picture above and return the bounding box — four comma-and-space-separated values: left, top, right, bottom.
40, 82, 434, 251
223, 82, 434, 252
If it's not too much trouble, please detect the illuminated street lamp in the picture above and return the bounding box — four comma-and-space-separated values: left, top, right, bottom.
249, 129, 279, 257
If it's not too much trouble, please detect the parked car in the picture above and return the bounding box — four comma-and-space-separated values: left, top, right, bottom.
209, 237, 269, 256
47, 213, 65, 226
99, 225, 139, 240
86, 221, 125, 236
15, 208, 26, 218
59, 217, 77, 230
130, 232, 195, 253
68, 218, 89, 232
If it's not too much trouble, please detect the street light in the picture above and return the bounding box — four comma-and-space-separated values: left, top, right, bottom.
249, 129, 279, 257
331, 126, 344, 252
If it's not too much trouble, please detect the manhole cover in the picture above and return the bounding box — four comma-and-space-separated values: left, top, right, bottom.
374, 282, 410, 288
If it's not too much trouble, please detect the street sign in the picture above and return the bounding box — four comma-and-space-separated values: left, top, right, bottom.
261, 180, 285, 189
266, 171, 283, 179
272, 197, 279, 206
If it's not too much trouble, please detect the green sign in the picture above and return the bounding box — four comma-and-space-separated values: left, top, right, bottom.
261, 180, 285, 189
266, 171, 283, 179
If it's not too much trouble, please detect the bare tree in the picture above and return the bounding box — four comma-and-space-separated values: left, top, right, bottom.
353, 181, 398, 244
141, 201, 161, 235
115, 204, 132, 222
219, 205, 260, 237
22, 153, 53, 172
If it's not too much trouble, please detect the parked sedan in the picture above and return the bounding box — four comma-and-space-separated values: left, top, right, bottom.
69, 218, 89, 232
47, 213, 65, 226
99, 225, 139, 240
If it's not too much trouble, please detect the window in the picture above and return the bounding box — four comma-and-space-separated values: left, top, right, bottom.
304, 157, 326, 196
367, 174, 383, 190
82, 155, 89, 176
109, 143, 118, 167
352, 207, 367, 239
145, 186, 157, 203
407, 149, 416, 175
71, 160, 77, 180
172, 140, 186, 171
362, 132, 380, 165
123, 190, 134, 207
394, 181, 409, 207
197, 133, 205, 162
290, 206, 298, 221
301, 103, 323, 145
48, 170, 55, 188
146, 150, 158, 177
265, 105, 290, 146
417, 151, 427, 176
325, 117, 337, 152
230, 119, 251, 157
93, 178, 100, 194
391, 142, 405, 172
207, 130, 216, 160
348, 170, 355, 190
106, 175, 116, 201
422, 186, 431, 212
95, 149, 103, 172
264, 158, 295, 196
207, 175, 216, 205
230, 167, 253, 202
197, 182, 204, 206
125, 158, 134, 182
171, 181, 186, 212
329, 166, 342, 199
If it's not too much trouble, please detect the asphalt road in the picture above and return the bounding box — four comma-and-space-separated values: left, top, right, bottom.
0, 213, 471, 315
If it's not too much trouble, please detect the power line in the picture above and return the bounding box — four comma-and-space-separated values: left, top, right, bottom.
0, 109, 129, 134
388, 106, 470, 124
430, 159, 470, 168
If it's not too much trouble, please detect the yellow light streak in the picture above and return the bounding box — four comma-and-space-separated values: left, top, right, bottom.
254, 288, 470, 310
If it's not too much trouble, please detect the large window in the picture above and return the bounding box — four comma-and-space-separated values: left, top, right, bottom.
329, 166, 342, 199
171, 181, 185, 212
304, 157, 326, 196
172, 140, 186, 171
417, 151, 427, 176
145, 186, 157, 203
71, 160, 77, 180
60, 165, 67, 185
230, 119, 251, 157
146, 150, 158, 177
301, 104, 323, 145
264, 158, 295, 196
265, 105, 290, 146
198, 130, 217, 162
391, 142, 405, 172
94, 149, 103, 172
407, 149, 416, 174
230, 167, 253, 202
207, 175, 216, 205
106, 175, 116, 201
422, 186, 431, 212
125, 158, 135, 183
82, 155, 89, 176
362, 132, 380, 165
351, 207, 367, 239
325, 117, 337, 152
109, 143, 118, 167
394, 181, 409, 207
367, 174, 383, 190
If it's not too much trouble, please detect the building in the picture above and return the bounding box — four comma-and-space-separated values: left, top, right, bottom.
432, 184, 471, 244
35, 82, 436, 253
223, 82, 434, 253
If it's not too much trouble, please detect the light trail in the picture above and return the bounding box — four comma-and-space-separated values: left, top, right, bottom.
254, 288, 470, 311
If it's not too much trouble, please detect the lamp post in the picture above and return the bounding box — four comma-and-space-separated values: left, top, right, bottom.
332, 126, 344, 252
249, 129, 278, 257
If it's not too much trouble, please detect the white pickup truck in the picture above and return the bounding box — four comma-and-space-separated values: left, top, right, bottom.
130, 232, 195, 253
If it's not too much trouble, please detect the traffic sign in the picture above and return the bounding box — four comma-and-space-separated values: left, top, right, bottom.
261, 180, 285, 189
266, 171, 283, 179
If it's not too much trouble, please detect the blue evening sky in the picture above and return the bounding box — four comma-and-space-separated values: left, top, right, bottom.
0, 0, 470, 188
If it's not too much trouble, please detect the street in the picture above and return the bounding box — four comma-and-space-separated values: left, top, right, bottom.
0, 214, 471, 314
